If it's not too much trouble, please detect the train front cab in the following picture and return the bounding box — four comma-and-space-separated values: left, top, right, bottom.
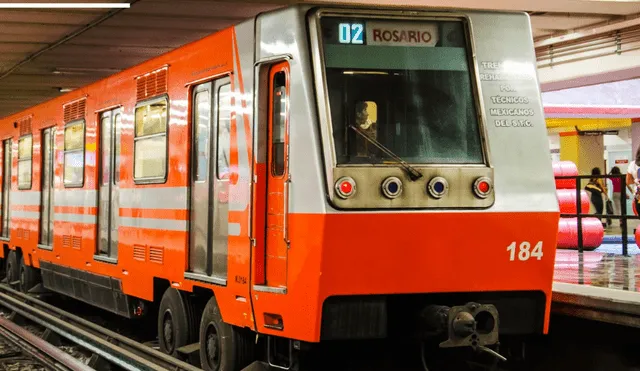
248, 5, 560, 368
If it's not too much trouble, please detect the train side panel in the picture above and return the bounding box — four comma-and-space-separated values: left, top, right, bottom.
0, 24, 257, 328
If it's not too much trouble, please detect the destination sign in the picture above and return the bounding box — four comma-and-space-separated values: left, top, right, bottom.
335, 20, 439, 47
366, 21, 439, 47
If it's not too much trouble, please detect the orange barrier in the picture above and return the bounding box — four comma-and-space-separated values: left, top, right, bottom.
553, 160, 605, 250
553, 161, 578, 189
556, 189, 590, 214
557, 218, 604, 250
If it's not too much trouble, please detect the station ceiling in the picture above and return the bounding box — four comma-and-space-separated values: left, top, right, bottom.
0, 0, 639, 118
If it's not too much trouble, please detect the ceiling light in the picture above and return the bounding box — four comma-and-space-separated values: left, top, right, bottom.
53, 67, 121, 75
0, 3, 130, 9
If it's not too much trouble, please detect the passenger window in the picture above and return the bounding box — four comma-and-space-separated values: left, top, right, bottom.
195, 91, 210, 182
64, 121, 84, 187
217, 84, 231, 180
271, 71, 287, 176
134, 98, 168, 181
18, 135, 32, 189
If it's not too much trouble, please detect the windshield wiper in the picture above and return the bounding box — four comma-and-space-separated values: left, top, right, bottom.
349, 125, 423, 181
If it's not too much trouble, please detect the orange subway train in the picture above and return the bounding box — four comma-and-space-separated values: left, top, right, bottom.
0, 4, 559, 371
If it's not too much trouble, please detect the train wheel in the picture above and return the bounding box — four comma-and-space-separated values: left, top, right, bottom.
5, 250, 18, 285
199, 296, 254, 371
158, 288, 194, 357
19, 254, 40, 293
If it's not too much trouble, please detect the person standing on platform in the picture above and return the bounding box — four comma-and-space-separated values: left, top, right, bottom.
585, 167, 608, 227
626, 147, 640, 216
609, 166, 628, 227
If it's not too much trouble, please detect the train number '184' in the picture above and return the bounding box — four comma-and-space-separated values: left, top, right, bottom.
507, 241, 543, 261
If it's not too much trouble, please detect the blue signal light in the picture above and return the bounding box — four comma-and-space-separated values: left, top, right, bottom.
387, 181, 399, 194
433, 181, 445, 194
381, 177, 403, 199
427, 177, 449, 199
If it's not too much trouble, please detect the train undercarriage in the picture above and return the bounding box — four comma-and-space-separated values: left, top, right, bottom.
1, 247, 541, 371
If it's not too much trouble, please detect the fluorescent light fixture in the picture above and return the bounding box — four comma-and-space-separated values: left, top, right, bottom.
342, 71, 389, 75
0, 3, 130, 8
53, 67, 121, 75
59, 88, 75, 93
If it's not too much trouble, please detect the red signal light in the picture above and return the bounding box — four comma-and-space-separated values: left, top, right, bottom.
340, 181, 353, 195
473, 177, 493, 199
335, 177, 356, 199
478, 181, 490, 194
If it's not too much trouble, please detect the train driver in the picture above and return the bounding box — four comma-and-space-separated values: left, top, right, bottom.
354, 100, 378, 158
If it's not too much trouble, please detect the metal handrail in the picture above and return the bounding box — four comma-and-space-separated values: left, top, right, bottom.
555, 174, 640, 255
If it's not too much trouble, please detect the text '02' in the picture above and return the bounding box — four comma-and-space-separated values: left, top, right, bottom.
339, 23, 364, 44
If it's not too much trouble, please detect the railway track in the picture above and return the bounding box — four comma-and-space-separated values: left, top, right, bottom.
0, 283, 202, 371
0, 312, 86, 370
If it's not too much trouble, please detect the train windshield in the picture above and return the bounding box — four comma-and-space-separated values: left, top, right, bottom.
319, 17, 484, 165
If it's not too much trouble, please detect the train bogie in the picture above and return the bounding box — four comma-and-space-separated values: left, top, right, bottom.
0, 4, 558, 369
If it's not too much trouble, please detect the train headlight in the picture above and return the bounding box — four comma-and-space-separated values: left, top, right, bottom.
473, 177, 493, 199
381, 177, 403, 199
427, 176, 449, 199
335, 176, 356, 199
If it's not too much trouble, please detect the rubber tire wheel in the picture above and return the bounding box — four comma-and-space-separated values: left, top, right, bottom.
19, 254, 40, 294
5, 250, 18, 285
157, 288, 198, 357
199, 296, 255, 371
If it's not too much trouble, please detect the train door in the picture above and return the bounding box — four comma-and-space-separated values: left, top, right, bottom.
262, 62, 290, 291
1, 139, 10, 238
39, 128, 55, 247
96, 109, 121, 262
186, 77, 231, 285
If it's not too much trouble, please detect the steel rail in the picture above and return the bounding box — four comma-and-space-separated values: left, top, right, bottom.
0, 285, 201, 371
0, 315, 89, 371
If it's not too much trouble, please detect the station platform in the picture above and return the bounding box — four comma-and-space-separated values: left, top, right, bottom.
552, 237, 640, 328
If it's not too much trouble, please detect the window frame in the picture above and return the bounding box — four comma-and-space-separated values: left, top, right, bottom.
270, 73, 288, 178
308, 11, 491, 170
133, 94, 170, 185
265, 64, 290, 180
17, 134, 33, 190
63, 119, 86, 188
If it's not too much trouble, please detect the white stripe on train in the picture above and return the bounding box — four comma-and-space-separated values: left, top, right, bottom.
10, 187, 247, 211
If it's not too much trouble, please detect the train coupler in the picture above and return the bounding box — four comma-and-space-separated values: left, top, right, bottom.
420, 302, 505, 361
